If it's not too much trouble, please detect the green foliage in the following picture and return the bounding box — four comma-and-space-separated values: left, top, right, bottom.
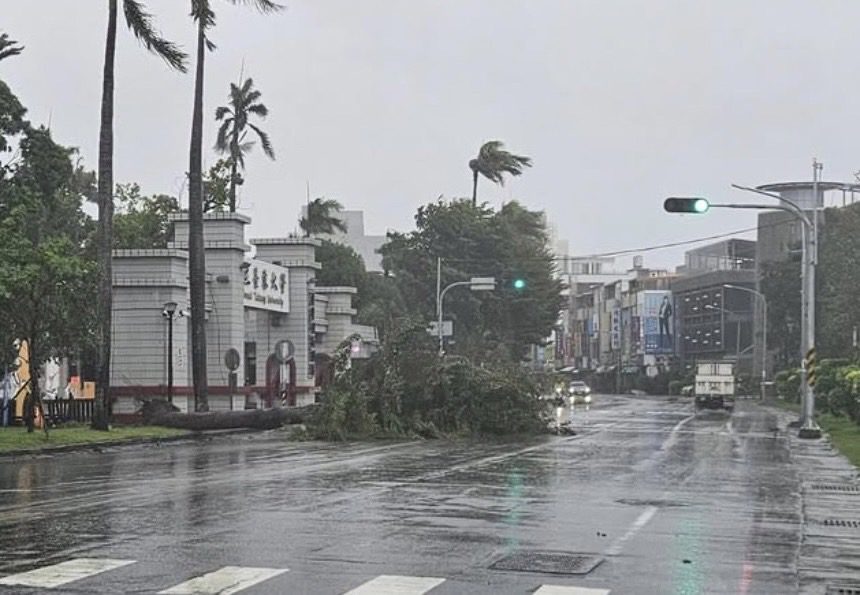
309, 319, 548, 440
0, 79, 27, 161
315, 240, 366, 290
113, 183, 180, 248
0, 126, 97, 379
300, 197, 347, 236
203, 158, 231, 212
380, 198, 563, 360
774, 368, 802, 403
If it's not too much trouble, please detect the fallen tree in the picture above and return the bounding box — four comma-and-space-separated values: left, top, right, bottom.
141, 399, 318, 431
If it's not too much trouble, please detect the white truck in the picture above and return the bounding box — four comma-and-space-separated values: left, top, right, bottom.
694, 361, 735, 412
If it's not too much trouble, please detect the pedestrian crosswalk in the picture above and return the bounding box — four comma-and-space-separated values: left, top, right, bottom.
158, 566, 288, 594
0, 558, 135, 589
0, 558, 611, 594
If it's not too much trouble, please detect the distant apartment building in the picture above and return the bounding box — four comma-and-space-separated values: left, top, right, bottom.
303, 208, 386, 272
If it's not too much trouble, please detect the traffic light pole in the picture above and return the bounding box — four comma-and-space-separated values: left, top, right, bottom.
725, 186, 821, 439
665, 190, 821, 438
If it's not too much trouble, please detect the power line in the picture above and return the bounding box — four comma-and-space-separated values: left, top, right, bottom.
567, 225, 758, 259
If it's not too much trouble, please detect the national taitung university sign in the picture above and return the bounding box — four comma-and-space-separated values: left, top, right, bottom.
243, 259, 289, 313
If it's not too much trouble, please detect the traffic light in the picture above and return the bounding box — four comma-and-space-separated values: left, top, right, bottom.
513, 278, 526, 290
664, 197, 710, 213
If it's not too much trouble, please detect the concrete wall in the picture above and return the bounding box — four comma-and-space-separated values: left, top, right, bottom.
170, 212, 249, 393
111, 249, 190, 413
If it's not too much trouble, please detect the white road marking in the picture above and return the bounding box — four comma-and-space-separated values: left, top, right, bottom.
659, 414, 696, 452
159, 566, 287, 594
533, 586, 610, 595
342, 574, 445, 594
0, 558, 135, 588
605, 505, 659, 556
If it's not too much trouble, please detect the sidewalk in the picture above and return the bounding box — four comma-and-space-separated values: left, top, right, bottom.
770, 407, 860, 594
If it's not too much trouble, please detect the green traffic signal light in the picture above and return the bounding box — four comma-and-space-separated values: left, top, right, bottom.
664, 197, 710, 213
513, 278, 526, 290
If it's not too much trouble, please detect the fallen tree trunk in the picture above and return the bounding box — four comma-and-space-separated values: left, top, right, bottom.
141, 399, 318, 431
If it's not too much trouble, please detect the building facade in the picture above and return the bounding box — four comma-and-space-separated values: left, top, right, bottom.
110, 212, 377, 415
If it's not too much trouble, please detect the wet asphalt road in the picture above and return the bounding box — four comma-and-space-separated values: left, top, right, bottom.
0, 395, 857, 594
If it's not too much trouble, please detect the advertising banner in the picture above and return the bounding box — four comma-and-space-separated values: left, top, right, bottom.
639, 291, 674, 354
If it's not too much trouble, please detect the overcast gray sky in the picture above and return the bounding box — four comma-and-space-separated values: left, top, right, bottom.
4, 0, 860, 269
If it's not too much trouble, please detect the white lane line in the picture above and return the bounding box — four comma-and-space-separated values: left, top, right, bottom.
159, 566, 287, 594
342, 574, 445, 595
534, 586, 610, 595
659, 413, 696, 452
605, 505, 659, 556
0, 558, 136, 588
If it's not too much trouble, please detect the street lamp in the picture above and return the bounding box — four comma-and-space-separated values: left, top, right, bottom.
703, 304, 748, 363
436, 277, 496, 356
162, 301, 178, 403
724, 284, 768, 401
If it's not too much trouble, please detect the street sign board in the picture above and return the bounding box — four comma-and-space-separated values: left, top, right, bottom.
427, 321, 453, 337
224, 348, 241, 371
469, 277, 496, 291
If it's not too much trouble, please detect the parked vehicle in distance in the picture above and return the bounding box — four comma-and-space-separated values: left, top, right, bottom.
568, 380, 592, 404
694, 361, 735, 412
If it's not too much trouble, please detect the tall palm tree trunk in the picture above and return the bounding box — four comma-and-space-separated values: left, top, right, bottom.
471, 169, 479, 207
188, 19, 209, 411
92, 0, 117, 431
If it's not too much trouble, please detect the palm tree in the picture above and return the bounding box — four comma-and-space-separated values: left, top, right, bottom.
468, 140, 532, 206
93, 1, 186, 431
300, 197, 348, 236
187, 0, 282, 412
0, 32, 23, 62
214, 76, 275, 212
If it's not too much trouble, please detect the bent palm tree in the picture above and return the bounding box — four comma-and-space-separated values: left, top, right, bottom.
214, 76, 275, 212
300, 197, 348, 236
187, 0, 282, 412
93, 0, 186, 430
0, 33, 23, 62
469, 140, 532, 206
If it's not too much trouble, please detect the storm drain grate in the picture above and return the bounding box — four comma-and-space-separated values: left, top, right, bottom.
809, 483, 860, 493
822, 519, 860, 529
826, 585, 860, 595
490, 551, 603, 575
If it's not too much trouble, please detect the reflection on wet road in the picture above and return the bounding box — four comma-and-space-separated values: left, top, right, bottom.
0, 395, 852, 594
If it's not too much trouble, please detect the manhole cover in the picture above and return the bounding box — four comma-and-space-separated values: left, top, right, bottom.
490, 551, 603, 575
809, 484, 860, 493
616, 498, 689, 508
826, 585, 860, 595
822, 519, 860, 528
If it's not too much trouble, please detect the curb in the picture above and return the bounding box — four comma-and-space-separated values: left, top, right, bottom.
0, 427, 258, 458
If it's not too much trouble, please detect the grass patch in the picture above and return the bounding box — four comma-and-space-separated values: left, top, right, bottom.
0, 424, 188, 453
817, 413, 860, 468
765, 398, 860, 468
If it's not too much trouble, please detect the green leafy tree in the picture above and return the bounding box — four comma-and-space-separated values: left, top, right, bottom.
186, 0, 282, 411
113, 183, 180, 248
300, 197, 348, 236
380, 198, 563, 359
214, 76, 275, 212
203, 158, 231, 212
0, 126, 97, 433
315, 240, 366, 287
95, 0, 186, 429
468, 140, 532, 206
